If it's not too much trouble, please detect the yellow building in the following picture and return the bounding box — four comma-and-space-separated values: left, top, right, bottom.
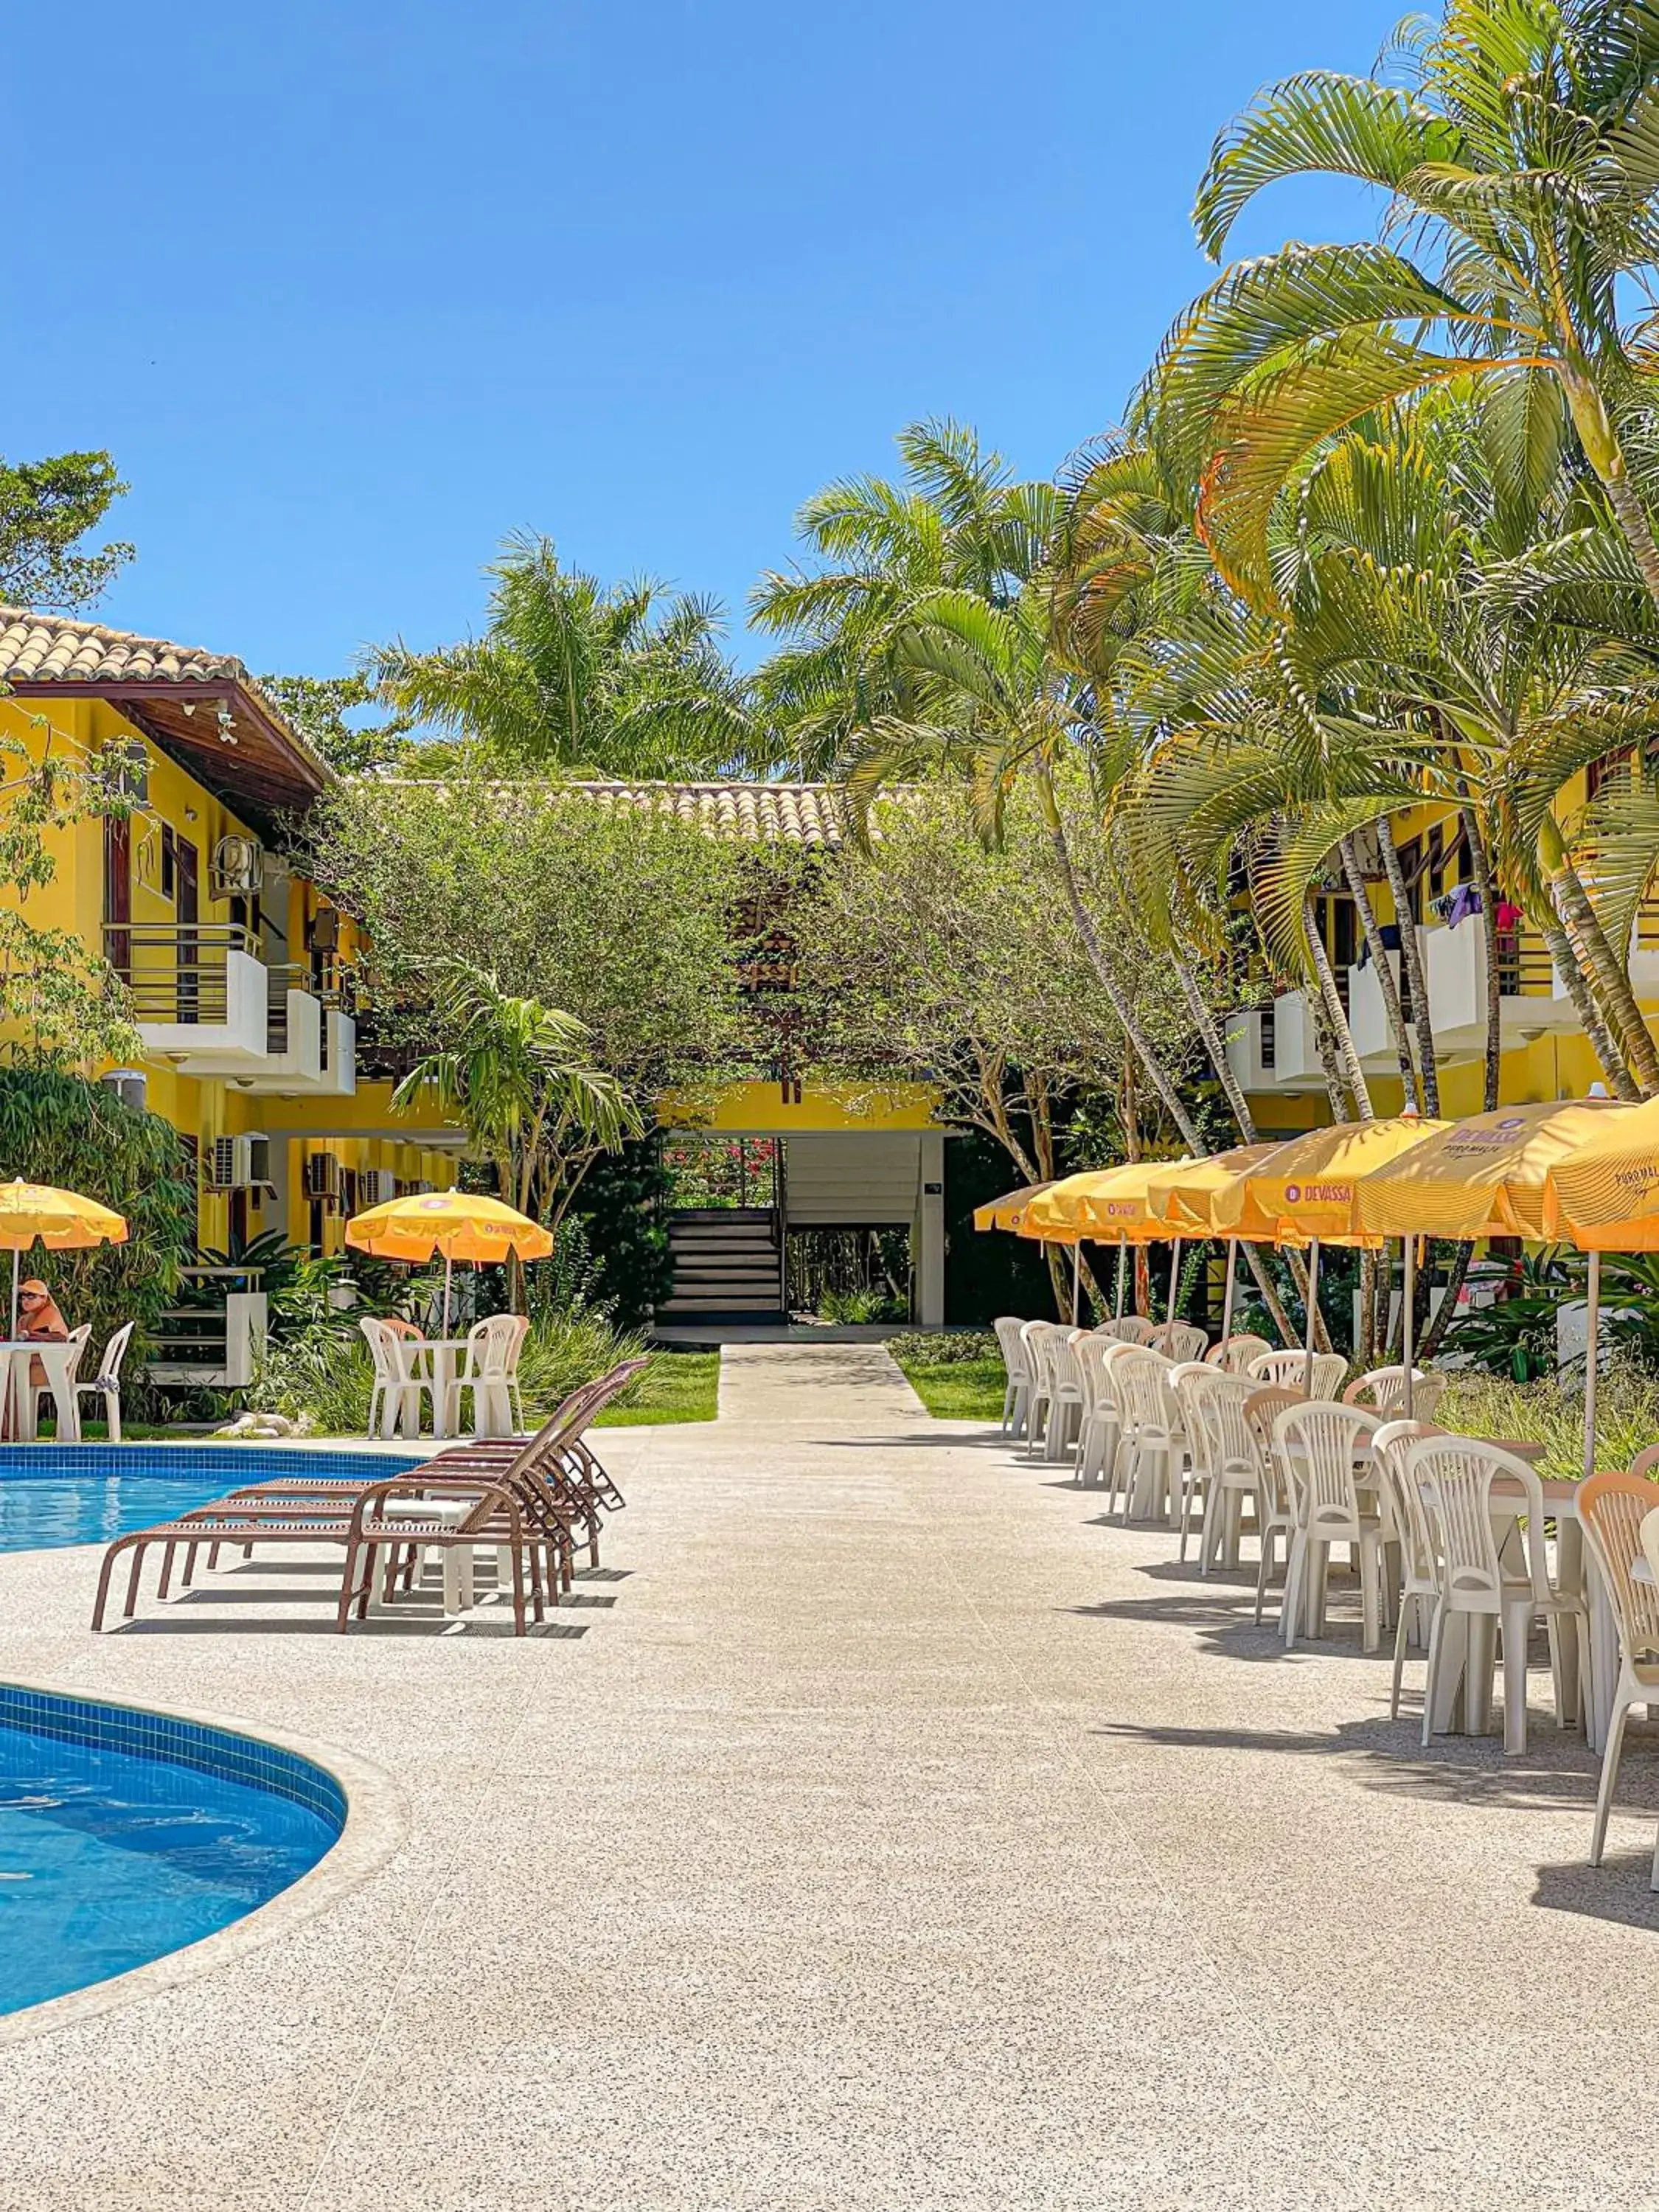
1228, 796, 1652, 1138
0, 610, 465, 1257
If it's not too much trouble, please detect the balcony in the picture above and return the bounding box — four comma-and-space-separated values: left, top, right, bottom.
1269, 991, 1327, 1091
108, 927, 356, 1096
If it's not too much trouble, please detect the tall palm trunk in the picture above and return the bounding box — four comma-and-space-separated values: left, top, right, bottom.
1460, 806, 1502, 1115
1172, 953, 1259, 1141
1535, 909, 1641, 1099
1562, 372, 1659, 612
1377, 825, 1439, 1116
1543, 833, 1659, 1096
1303, 891, 1373, 1119
1040, 782, 1301, 1345
1339, 835, 1417, 1108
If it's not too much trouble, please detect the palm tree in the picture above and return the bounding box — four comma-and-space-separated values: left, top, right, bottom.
373, 534, 754, 776
393, 961, 636, 1238
750, 420, 1063, 776
1156, 0, 1659, 613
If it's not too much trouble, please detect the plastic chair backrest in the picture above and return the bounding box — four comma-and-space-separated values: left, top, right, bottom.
1113, 1347, 1179, 1441
1206, 1333, 1272, 1374
1405, 1434, 1548, 1610
993, 1317, 1029, 1380
359, 1315, 401, 1386
1579, 1472, 1659, 1663
1113, 1317, 1160, 1346
1273, 1401, 1381, 1535
1049, 1329, 1086, 1399
1152, 1321, 1208, 1364
97, 1320, 136, 1388
1074, 1332, 1120, 1412
1369, 1419, 1445, 1582
1344, 1366, 1444, 1420
1249, 1349, 1346, 1399
1020, 1320, 1057, 1396
1189, 1371, 1260, 1482
1244, 1387, 1301, 1514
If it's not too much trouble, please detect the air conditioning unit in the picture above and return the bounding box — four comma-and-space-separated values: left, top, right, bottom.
305, 1151, 341, 1201
359, 1169, 397, 1207
206, 1132, 275, 1193
100, 1068, 148, 1114
211, 834, 264, 898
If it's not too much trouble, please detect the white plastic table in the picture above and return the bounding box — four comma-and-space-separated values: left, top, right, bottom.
0, 1340, 80, 1441
400, 1338, 506, 1440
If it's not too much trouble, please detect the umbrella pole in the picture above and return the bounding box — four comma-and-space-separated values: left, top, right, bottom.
8, 1249, 15, 1337
1584, 1248, 1601, 1480
442, 1253, 453, 1338
1402, 1237, 1416, 1419
1220, 1239, 1237, 1343
1115, 1239, 1126, 1321
1072, 1239, 1082, 1327
1166, 1239, 1182, 1326
1304, 1239, 1321, 1397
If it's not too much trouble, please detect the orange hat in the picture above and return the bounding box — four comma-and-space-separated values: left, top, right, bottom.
18, 1279, 47, 1296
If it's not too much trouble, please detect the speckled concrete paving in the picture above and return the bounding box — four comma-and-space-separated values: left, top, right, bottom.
2, 1341, 1659, 2210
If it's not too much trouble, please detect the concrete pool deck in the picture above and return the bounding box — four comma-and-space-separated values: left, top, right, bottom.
0, 1340, 1657, 2207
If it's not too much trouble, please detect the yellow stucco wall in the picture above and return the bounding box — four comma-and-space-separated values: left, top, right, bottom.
660, 1079, 941, 1134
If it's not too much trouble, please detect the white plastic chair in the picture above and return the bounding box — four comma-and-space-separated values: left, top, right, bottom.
1104, 1316, 1159, 1346
1345, 1365, 1445, 1421
1169, 1363, 1218, 1562
77, 1320, 135, 1442
1250, 1349, 1347, 1400
1206, 1332, 1272, 1374
361, 1317, 425, 1439
1574, 1475, 1659, 1880
1178, 1367, 1265, 1576
1111, 1348, 1185, 1525
1073, 1333, 1121, 1490
1150, 1321, 1208, 1365
1274, 1401, 1386, 1651
33, 1325, 90, 1441
993, 1317, 1034, 1438
1245, 1388, 1302, 1625
1020, 1321, 1058, 1456
1370, 1419, 1448, 1723
1405, 1434, 1588, 1753
453, 1314, 527, 1437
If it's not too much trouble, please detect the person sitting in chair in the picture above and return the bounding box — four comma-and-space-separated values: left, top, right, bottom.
17, 1277, 68, 1388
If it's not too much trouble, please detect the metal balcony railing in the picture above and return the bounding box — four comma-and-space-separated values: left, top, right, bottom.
104, 923, 254, 1025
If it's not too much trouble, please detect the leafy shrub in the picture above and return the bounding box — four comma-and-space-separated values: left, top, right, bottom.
818, 1286, 908, 1325
1436, 1355, 1659, 1479
0, 1068, 194, 1369
885, 1329, 998, 1366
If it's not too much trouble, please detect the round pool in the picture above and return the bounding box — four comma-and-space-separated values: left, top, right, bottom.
0, 1683, 345, 2015
0, 1444, 423, 1554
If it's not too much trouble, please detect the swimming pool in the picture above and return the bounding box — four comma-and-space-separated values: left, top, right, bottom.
0, 1684, 344, 2015
0, 1445, 423, 1554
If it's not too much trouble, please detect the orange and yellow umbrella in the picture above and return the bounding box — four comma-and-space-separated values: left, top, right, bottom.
971, 1182, 1053, 1234
0, 1178, 128, 1333
346, 1189, 553, 1333
1542, 1096, 1659, 1251
1141, 1145, 1292, 1234
1354, 1099, 1635, 1242
1211, 1116, 1450, 1245
1023, 1161, 1190, 1242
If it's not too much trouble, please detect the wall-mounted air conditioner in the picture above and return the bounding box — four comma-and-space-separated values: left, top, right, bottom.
207, 1132, 274, 1193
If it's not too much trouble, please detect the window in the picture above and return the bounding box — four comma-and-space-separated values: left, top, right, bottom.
161, 824, 175, 901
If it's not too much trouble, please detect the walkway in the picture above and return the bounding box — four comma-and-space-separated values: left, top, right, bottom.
1, 1344, 1658, 2207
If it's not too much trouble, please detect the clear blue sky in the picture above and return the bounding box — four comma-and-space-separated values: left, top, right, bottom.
4, 0, 1386, 676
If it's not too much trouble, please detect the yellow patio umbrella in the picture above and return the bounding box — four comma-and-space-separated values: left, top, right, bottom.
345, 1189, 554, 1333
1357, 1095, 1638, 1467
1210, 1115, 1451, 1394
1141, 1143, 1290, 1343
1542, 1095, 1659, 1251
1026, 1161, 1192, 1324
972, 1181, 1052, 1234
0, 1178, 128, 1335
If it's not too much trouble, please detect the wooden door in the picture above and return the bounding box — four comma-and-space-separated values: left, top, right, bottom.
102, 815, 131, 977
175, 835, 199, 1023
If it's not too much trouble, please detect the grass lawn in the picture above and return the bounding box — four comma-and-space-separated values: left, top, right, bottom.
595, 1348, 721, 1426
891, 1352, 1007, 1422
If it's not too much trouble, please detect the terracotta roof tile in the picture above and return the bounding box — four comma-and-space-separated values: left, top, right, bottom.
557, 781, 859, 846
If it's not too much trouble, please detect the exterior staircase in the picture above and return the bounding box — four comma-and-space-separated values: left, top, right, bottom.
658, 1208, 786, 1324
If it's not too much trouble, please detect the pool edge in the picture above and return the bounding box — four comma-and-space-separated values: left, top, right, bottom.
0, 1674, 409, 2048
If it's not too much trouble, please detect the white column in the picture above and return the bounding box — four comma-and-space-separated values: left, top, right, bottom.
917, 1133, 945, 1329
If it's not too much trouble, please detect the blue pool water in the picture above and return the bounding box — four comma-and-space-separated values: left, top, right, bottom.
0, 1685, 344, 2014
0, 1445, 422, 1554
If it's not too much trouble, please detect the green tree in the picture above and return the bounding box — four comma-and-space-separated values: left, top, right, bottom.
257, 672, 417, 775
372, 533, 754, 776
1158, 0, 1659, 611
0, 451, 132, 611
393, 960, 633, 1234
